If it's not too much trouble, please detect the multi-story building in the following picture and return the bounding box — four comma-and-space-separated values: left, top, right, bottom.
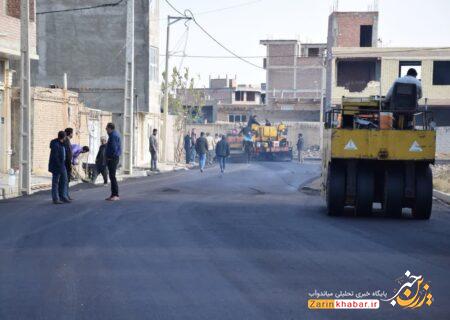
260, 40, 326, 121
183, 76, 264, 123
0, 0, 38, 173
34, 0, 162, 165
326, 10, 450, 125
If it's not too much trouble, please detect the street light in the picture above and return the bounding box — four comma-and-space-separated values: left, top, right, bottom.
162, 15, 192, 163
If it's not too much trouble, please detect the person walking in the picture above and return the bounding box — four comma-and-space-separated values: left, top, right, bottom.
297, 133, 304, 163
63, 127, 74, 200
206, 132, 215, 165
149, 129, 159, 171
49, 131, 70, 204
92, 136, 108, 185
184, 133, 191, 164
195, 132, 208, 172
105, 123, 122, 201
215, 135, 230, 174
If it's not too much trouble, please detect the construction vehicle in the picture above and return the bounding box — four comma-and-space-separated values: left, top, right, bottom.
250, 122, 293, 161
323, 83, 436, 219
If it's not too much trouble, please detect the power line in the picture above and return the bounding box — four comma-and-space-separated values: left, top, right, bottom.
36, 0, 126, 15
164, 0, 264, 70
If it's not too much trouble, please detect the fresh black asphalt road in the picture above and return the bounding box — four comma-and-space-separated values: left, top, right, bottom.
0, 161, 449, 320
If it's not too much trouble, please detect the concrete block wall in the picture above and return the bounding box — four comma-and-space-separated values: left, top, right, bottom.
436, 127, 450, 159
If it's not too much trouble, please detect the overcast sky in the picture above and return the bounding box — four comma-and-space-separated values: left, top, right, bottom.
159, 0, 450, 87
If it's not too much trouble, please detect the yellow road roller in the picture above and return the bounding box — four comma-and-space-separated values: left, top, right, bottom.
322, 88, 436, 219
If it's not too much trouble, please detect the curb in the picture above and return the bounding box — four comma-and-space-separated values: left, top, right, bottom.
433, 189, 450, 205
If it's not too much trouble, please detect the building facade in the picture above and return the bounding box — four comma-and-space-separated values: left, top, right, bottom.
326, 10, 450, 125
260, 40, 326, 121
0, 0, 38, 173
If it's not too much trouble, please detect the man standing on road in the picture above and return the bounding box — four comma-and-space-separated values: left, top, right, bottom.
195, 132, 208, 172
215, 135, 230, 174
63, 128, 74, 200
206, 132, 215, 165
184, 133, 191, 164
49, 131, 70, 204
297, 133, 304, 163
105, 123, 122, 201
149, 129, 159, 172
92, 136, 108, 185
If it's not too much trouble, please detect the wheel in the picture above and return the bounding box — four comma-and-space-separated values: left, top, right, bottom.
327, 162, 346, 216
355, 164, 374, 216
384, 166, 404, 218
412, 165, 433, 220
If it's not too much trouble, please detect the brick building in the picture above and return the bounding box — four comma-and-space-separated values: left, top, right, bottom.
325, 10, 450, 126
0, 0, 37, 174
260, 40, 326, 121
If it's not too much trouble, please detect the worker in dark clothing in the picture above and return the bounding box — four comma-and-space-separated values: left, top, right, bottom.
105, 123, 122, 201
215, 135, 230, 174
49, 131, 70, 204
297, 133, 304, 163
63, 127, 74, 200
243, 132, 253, 164
92, 136, 108, 185
195, 132, 209, 172
184, 134, 191, 164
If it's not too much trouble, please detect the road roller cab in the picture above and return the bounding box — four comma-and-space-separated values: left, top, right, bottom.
322, 94, 435, 219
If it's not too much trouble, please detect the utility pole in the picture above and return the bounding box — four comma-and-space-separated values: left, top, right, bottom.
122, 0, 135, 174
162, 15, 191, 163
19, 0, 31, 195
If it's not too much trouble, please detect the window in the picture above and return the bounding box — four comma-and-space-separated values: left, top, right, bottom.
337, 59, 380, 92
235, 91, 244, 101
0, 60, 4, 85
433, 61, 450, 85
149, 46, 159, 82
246, 91, 255, 101
399, 61, 422, 80
229, 114, 246, 122
360, 25, 373, 47
308, 48, 320, 57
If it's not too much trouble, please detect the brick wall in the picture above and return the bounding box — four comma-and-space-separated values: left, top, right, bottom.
11, 87, 112, 175
6, 0, 35, 20
330, 12, 378, 47
0, 0, 37, 56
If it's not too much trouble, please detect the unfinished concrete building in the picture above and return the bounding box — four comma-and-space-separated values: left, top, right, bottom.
33, 0, 164, 165
325, 10, 450, 125
260, 40, 326, 121
0, 0, 38, 174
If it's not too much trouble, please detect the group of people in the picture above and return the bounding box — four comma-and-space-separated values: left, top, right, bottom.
48, 122, 122, 204
184, 130, 230, 173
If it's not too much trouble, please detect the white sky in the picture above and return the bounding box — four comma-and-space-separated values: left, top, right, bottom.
159, 0, 450, 87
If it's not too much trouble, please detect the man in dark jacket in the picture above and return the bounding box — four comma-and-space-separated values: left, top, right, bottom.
184, 134, 191, 164
296, 133, 304, 163
195, 132, 208, 172
105, 123, 122, 201
92, 136, 108, 184
215, 135, 230, 174
63, 127, 74, 200
49, 131, 70, 204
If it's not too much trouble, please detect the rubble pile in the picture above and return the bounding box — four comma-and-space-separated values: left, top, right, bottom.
304, 145, 322, 159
